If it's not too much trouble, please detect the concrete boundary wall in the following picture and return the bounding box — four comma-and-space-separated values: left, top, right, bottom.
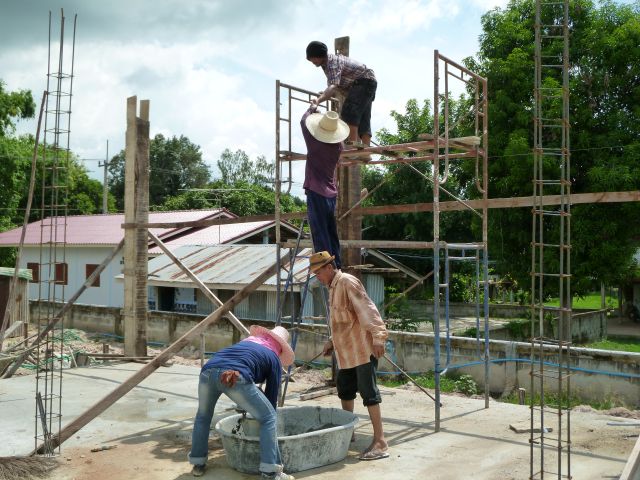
31, 301, 639, 407
407, 301, 607, 342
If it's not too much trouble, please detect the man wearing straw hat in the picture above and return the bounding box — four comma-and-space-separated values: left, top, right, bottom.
301, 107, 349, 269
188, 325, 295, 479
310, 251, 390, 461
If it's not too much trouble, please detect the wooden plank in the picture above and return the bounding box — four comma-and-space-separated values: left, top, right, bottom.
148, 231, 250, 336
0, 91, 47, 351
124, 97, 150, 357
123, 96, 138, 357
133, 191, 640, 231
619, 433, 640, 480
33, 259, 282, 454
0, 321, 24, 343
281, 239, 435, 249
299, 387, 337, 401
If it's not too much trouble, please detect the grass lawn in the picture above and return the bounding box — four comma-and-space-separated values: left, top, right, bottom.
545, 292, 618, 310
584, 338, 640, 353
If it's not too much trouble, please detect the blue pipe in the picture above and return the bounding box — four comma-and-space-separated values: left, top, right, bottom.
298, 357, 640, 380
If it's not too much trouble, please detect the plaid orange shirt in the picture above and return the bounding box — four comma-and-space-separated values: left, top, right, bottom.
329, 271, 388, 369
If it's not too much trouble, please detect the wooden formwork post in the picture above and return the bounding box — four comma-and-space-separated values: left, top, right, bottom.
334, 36, 362, 273
124, 96, 150, 357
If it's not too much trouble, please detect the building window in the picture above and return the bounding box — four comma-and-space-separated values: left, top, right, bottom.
85, 264, 100, 287
55, 263, 68, 285
27, 262, 40, 283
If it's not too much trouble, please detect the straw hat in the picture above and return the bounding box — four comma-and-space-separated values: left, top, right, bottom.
249, 325, 295, 367
305, 111, 349, 144
309, 251, 335, 273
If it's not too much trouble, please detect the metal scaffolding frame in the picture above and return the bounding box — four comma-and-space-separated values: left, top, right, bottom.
530, 0, 572, 478
274, 48, 489, 432
34, 9, 77, 455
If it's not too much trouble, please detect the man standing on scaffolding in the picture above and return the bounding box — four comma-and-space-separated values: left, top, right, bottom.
301, 107, 349, 269
306, 40, 377, 148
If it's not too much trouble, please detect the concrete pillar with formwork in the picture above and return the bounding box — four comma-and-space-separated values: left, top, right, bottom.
123, 96, 150, 357
333, 36, 362, 274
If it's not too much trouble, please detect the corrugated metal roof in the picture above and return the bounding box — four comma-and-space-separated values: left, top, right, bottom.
142, 245, 313, 291
0, 267, 32, 281
147, 221, 276, 254
0, 209, 229, 246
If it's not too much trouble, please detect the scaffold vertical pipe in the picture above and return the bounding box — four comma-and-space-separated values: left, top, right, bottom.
274, 80, 282, 321
432, 49, 442, 433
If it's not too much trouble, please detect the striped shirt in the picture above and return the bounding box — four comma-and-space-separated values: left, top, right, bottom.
322, 53, 376, 90
328, 271, 388, 369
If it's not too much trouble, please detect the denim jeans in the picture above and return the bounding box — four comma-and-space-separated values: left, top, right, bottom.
188, 367, 283, 474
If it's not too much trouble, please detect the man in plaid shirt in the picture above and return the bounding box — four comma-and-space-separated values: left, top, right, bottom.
310, 251, 390, 461
306, 40, 377, 148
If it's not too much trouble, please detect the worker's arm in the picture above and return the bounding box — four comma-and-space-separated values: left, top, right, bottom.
322, 338, 334, 356
346, 277, 388, 358
263, 363, 281, 410
311, 84, 338, 108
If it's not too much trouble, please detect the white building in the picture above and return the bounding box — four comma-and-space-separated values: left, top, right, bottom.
0, 209, 299, 308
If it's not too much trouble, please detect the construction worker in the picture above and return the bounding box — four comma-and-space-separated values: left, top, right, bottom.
306, 40, 377, 147
311, 251, 390, 461
301, 107, 349, 269
188, 325, 295, 479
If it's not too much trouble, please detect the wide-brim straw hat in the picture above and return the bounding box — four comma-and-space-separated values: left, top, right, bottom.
309, 251, 335, 273
249, 325, 295, 367
305, 111, 350, 144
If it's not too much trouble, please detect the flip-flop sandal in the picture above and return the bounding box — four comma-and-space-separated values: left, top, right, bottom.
358, 449, 389, 461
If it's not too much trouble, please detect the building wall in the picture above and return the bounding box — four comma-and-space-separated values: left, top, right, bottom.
32, 301, 640, 407
20, 246, 124, 307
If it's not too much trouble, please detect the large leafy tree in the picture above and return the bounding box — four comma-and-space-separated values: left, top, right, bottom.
157, 148, 301, 215
0, 80, 35, 136
108, 134, 211, 209
462, 0, 640, 294
362, 98, 477, 273
217, 149, 275, 186
155, 179, 304, 217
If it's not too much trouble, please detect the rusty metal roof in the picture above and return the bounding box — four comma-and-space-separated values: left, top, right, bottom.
142, 245, 313, 291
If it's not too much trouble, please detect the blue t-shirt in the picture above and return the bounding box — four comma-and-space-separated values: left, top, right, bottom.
202, 340, 281, 409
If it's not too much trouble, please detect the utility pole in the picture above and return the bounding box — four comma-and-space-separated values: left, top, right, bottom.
98, 140, 109, 214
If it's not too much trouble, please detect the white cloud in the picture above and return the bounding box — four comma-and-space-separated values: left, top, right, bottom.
1, 0, 506, 199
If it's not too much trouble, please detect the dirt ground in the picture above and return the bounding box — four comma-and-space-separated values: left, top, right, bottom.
3, 328, 639, 479
45, 375, 638, 480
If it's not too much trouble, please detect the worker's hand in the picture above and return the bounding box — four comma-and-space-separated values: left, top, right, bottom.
372, 343, 385, 359
322, 340, 334, 356
221, 370, 240, 388
309, 98, 319, 112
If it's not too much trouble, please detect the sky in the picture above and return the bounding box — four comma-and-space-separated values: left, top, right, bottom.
0, 0, 510, 199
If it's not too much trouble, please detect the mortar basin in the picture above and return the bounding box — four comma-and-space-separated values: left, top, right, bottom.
215, 405, 358, 473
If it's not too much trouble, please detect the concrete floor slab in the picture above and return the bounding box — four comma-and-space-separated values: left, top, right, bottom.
0, 363, 636, 480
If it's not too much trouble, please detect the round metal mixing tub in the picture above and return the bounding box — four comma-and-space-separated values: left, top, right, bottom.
215, 405, 358, 473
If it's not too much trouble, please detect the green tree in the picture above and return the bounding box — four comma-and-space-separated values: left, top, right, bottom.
155, 179, 304, 217
217, 149, 275, 186
0, 80, 35, 136
463, 0, 640, 294
364, 98, 475, 273
108, 134, 211, 210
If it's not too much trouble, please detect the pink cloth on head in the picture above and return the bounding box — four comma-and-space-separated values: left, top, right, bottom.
243, 335, 282, 357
